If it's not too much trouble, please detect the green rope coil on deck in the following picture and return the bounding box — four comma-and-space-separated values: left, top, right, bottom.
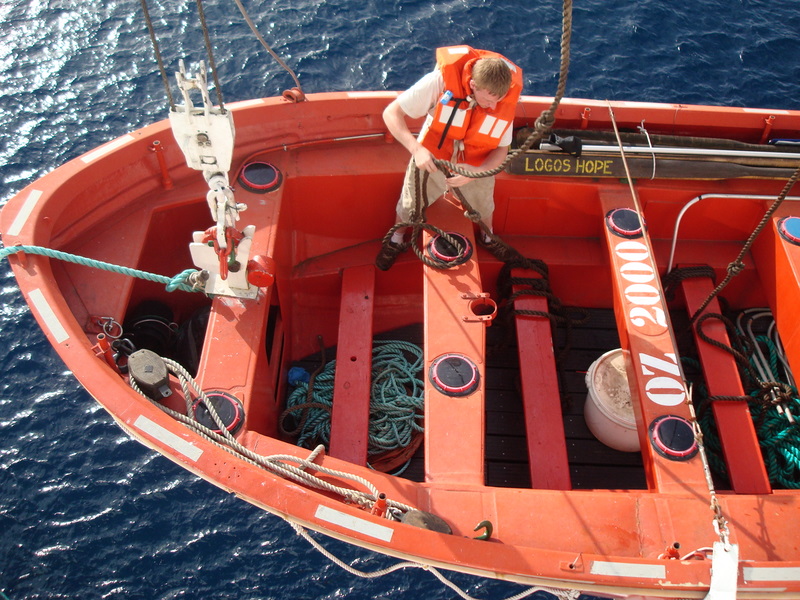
687, 342, 800, 489
1, 244, 203, 293
281, 340, 424, 458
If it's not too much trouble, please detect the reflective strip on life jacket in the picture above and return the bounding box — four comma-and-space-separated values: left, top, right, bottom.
420, 45, 523, 165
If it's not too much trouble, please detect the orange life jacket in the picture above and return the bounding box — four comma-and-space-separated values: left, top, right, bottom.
419, 46, 523, 166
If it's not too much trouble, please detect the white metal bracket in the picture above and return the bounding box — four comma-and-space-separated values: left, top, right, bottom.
189, 225, 258, 299
704, 542, 739, 600
169, 60, 259, 298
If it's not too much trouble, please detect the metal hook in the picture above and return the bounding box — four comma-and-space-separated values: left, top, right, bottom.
473, 520, 493, 541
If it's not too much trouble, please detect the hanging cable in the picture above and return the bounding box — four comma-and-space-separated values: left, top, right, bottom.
195, 0, 226, 111
140, 0, 175, 111
435, 0, 574, 179
638, 120, 656, 179
232, 0, 304, 95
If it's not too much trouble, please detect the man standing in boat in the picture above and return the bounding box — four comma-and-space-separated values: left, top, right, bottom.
377, 45, 523, 270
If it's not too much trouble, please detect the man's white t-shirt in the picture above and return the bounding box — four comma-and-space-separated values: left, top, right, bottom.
396, 70, 513, 149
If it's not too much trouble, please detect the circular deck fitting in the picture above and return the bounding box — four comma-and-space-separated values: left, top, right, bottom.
193, 391, 245, 435
427, 232, 473, 266
649, 415, 698, 460
778, 216, 800, 245
238, 161, 283, 193
429, 353, 480, 397
606, 208, 644, 238
124, 300, 176, 357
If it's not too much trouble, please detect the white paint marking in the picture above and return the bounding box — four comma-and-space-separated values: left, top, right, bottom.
8, 189, 43, 237
81, 135, 135, 163
743, 566, 800, 582
314, 505, 394, 542
230, 98, 265, 108
133, 415, 203, 461
590, 561, 666, 579
28, 288, 69, 344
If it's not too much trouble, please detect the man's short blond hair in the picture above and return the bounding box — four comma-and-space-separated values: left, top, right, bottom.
471, 58, 512, 97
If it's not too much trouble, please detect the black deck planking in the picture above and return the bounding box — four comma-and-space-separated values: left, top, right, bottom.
483, 307, 647, 490
286, 309, 652, 490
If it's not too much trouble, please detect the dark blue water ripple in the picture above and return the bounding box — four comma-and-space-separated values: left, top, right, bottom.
2, 0, 800, 598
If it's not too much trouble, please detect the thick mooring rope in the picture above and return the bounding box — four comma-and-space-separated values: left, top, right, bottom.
689, 163, 800, 324
1, 244, 204, 293
380, 0, 574, 266
435, 0, 573, 180
129, 355, 417, 514
232, 0, 304, 94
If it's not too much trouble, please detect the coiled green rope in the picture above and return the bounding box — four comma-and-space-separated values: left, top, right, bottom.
688, 343, 800, 489
1, 244, 202, 293
283, 340, 424, 457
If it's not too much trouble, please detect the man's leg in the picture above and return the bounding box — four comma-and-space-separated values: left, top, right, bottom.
460, 175, 496, 242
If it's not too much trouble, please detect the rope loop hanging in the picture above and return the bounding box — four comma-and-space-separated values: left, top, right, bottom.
380, 0, 573, 267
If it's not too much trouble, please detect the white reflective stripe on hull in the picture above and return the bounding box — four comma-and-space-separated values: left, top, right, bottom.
28, 288, 69, 344
81, 135, 135, 163
314, 505, 394, 542
743, 567, 800, 582
8, 189, 42, 237
589, 561, 666, 579
133, 415, 203, 462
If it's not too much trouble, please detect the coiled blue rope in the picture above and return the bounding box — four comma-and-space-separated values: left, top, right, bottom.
284, 340, 424, 457
1, 244, 202, 293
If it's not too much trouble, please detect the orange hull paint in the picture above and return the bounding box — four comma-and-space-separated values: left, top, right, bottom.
4, 92, 800, 598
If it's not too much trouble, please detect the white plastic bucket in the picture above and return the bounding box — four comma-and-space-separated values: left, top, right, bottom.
584, 348, 640, 452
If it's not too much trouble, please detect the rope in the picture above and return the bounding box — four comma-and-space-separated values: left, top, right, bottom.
194, 0, 226, 110
290, 522, 580, 600
128, 355, 417, 515
0, 245, 205, 293
394, 168, 476, 270
131, 350, 580, 600
689, 163, 800, 324
686, 319, 800, 488
232, 0, 304, 94
139, 0, 175, 111
378, 0, 574, 265
661, 265, 716, 301
495, 255, 587, 407
280, 340, 424, 457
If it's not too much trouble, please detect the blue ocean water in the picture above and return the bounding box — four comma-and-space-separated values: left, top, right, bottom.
1, 1, 799, 598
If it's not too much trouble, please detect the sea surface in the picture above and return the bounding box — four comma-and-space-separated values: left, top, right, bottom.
1, 1, 799, 599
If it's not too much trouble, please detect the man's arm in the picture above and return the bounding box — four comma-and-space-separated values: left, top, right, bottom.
382, 100, 437, 173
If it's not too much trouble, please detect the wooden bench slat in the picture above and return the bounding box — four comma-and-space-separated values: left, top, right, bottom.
329, 264, 376, 465
513, 277, 572, 490
680, 276, 771, 494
